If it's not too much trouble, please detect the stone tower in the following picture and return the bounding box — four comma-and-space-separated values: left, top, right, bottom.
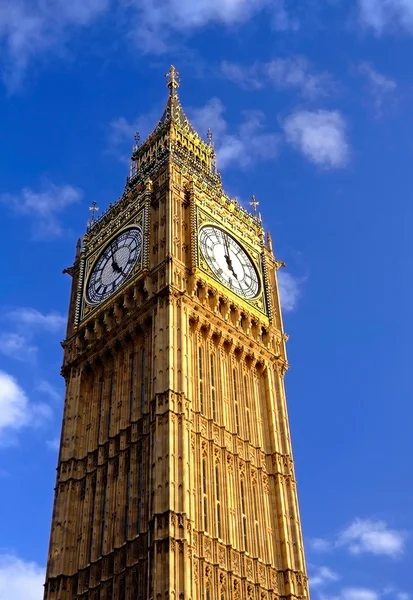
44, 66, 309, 600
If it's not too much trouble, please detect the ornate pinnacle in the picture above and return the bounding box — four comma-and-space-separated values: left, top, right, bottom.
87, 200, 99, 229
207, 128, 213, 144
166, 65, 180, 95
250, 195, 259, 214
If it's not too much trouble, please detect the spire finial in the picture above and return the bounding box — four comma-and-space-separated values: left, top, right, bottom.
134, 131, 140, 150
87, 200, 99, 229
250, 194, 259, 215
207, 128, 213, 144
166, 65, 180, 95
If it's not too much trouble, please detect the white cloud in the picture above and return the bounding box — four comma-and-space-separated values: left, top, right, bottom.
190, 97, 280, 169
339, 588, 379, 600
1, 181, 82, 239
0, 333, 37, 362
123, 0, 276, 53
0, 553, 44, 600
358, 0, 413, 34
357, 62, 397, 116
7, 308, 66, 332
108, 112, 160, 164
0, 371, 51, 446
338, 518, 406, 558
37, 380, 61, 402
310, 565, 340, 588
311, 537, 333, 552
397, 593, 410, 600
283, 109, 349, 168
0, 0, 109, 89
311, 518, 407, 559
278, 271, 301, 312
221, 57, 334, 99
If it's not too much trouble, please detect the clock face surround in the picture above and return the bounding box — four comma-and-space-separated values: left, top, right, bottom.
199, 225, 260, 299
86, 227, 143, 304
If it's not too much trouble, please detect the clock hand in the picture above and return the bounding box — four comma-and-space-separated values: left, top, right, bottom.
110, 243, 122, 272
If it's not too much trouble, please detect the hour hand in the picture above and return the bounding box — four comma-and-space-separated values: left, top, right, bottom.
112, 261, 121, 273
224, 254, 238, 279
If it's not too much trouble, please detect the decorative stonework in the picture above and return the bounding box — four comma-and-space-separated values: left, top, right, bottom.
44, 67, 309, 600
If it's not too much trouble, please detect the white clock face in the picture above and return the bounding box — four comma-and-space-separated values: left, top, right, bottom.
87, 227, 143, 304
199, 225, 260, 299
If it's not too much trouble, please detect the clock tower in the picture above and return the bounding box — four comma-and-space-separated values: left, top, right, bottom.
44, 67, 309, 600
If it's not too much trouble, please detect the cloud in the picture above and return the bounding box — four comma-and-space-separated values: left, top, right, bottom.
7, 308, 66, 332
0, 371, 51, 446
0, 181, 82, 239
338, 588, 379, 600
356, 62, 397, 116
310, 565, 340, 588
107, 112, 160, 164
358, 0, 413, 34
311, 518, 407, 559
36, 380, 61, 403
278, 271, 302, 312
0, 307, 65, 362
0, 0, 109, 90
283, 109, 349, 168
123, 0, 277, 53
221, 57, 334, 99
0, 553, 44, 600
190, 97, 280, 169
338, 518, 406, 558
0, 333, 37, 362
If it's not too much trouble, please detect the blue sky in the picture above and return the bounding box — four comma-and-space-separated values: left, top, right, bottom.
0, 0, 412, 598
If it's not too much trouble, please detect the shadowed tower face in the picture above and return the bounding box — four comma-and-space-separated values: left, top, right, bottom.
44, 66, 309, 600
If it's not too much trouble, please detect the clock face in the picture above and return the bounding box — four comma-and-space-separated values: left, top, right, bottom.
87, 227, 143, 304
199, 225, 260, 299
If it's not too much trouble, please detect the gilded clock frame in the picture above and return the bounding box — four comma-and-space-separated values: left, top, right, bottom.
195, 207, 268, 317
78, 207, 148, 323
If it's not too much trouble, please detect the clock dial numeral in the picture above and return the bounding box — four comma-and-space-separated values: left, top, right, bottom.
199, 226, 260, 299
86, 227, 143, 304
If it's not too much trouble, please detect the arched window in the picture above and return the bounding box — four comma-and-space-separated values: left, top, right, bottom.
129, 352, 136, 421
233, 370, 240, 435
210, 353, 217, 421
240, 478, 248, 552
108, 370, 115, 438
140, 346, 145, 416
215, 464, 222, 539
202, 458, 208, 532
244, 375, 251, 441
253, 481, 260, 557
199, 347, 204, 414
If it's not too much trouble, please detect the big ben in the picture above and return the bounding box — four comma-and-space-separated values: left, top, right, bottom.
44, 66, 309, 600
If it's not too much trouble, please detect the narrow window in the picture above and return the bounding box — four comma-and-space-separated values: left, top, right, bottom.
210, 354, 216, 421
97, 375, 104, 444
202, 458, 208, 532
233, 370, 240, 435
215, 464, 222, 539
240, 479, 248, 552
137, 459, 142, 534
244, 376, 251, 441
199, 347, 204, 414
140, 347, 145, 416
124, 451, 131, 542
108, 371, 115, 439
253, 483, 260, 557
88, 473, 97, 563
129, 353, 136, 421
100, 467, 108, 555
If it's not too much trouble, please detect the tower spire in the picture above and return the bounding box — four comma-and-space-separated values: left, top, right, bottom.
166, 65, 180, 96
